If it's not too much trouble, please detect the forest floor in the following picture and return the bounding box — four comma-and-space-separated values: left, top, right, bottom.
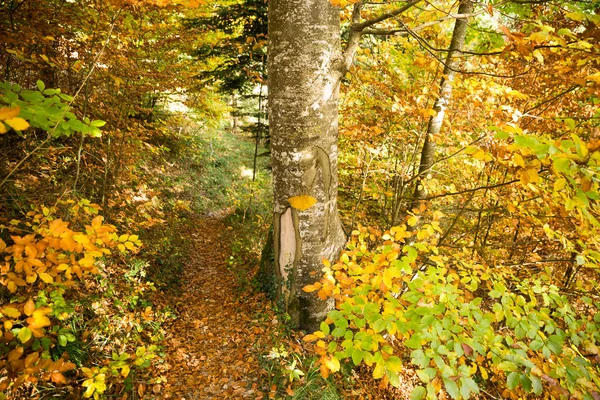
151, 216, 281, 399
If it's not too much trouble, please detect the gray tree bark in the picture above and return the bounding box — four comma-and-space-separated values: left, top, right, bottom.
408, 0, 473, 215
268, 0, 347, 331
267, 0, 424, 331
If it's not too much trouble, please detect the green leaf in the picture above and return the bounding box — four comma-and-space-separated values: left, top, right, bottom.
411, 349, 430, 368
547, 335, 563, 354
373, 318, 386, 333
497, 361, 517, 372
329, 310, 343, 321
443, 377, 460, 399
90, 119, 106, 127
460, 376, 479, 397
351, 348, 363, 365
17, 327, 32, 343
410, 386, 427, 400
529, 339, 543, 351
36, 80, 45, 92
553, 157, 571, 173
436, 344, 449, 355
325, 342, 335, 354
494, 130, 510, 140
59, 93, 74, 102
507, 371, 520, 389
331, 327, 346, 338
388, 370, 401, 387
320, 321, 330, 335
386, 356, 402, 373
416, 367, 437, 383
403, 246, 418, 263
43, 88, 59, 95
406, 333, 423, 349
334, 317, 348, 329
531, 376, 543, 395
59, 334, 68, 347
520, 373, 532, 392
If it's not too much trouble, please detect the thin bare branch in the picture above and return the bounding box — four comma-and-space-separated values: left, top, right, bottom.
425, 179, 520, 201
351, 0, 424, 32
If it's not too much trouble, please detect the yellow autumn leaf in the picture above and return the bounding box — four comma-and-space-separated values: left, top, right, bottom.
3, 307, 21, 319
73, 234, 91, 245
324, 356, 340, 373
472, 150, 487, 160
57, 263, 69, 271
39, 272, 54, 283
0, 122, 6, 134
78, 257, 95, 267
512, 153, 525, 168
28, 308, 52, 328
0, 106, 20, 120
480, 365, 488, 379
5, 117, 30, 131
288, 195, 317, 211
0, 238, 6, 252
527, 168, 540, 183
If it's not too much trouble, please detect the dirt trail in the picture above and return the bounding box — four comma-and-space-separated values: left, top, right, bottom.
157, 217, 274, 399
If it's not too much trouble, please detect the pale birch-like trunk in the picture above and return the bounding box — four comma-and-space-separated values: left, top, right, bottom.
268, 0, 347, 331
409, 0, 473, 213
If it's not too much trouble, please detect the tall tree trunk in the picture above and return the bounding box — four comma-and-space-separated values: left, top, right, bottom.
268, 0, 347, 331
408, 0, 473, 215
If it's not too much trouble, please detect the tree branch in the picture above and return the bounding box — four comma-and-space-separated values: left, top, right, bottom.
351, 0, 424, 32
425, 179, 520, 200
363, 12, 479, 36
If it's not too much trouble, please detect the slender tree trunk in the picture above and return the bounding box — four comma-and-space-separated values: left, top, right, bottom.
268, 0, 347, 331
408, 0, 473, 214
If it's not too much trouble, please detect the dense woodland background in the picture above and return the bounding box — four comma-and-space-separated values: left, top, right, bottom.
0, 0, 599, 398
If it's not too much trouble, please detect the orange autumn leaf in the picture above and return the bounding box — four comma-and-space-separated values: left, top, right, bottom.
24, 299, 35, 316
50, 371, 67, 385
319, 363, 330, 378
0, 106, 20, 120
302, 282, 321, 292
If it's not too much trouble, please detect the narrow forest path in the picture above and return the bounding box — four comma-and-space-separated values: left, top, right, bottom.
155, 216, 276, 399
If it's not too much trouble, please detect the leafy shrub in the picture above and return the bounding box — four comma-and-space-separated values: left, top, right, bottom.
0, 200, 151, 397
304, 221, 600, 399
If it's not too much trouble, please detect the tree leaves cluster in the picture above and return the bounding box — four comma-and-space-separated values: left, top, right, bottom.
303, 0, 600, 398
